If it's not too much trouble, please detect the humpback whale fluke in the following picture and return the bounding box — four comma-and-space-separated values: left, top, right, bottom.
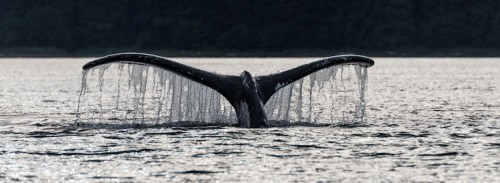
82, 53, 374, 128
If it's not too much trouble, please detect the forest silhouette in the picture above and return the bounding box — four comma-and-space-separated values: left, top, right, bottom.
1, 0, 499, 57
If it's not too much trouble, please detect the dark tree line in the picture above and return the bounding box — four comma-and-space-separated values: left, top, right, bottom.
1, 0, 500, 55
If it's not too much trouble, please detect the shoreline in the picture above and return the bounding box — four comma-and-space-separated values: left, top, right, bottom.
1, 47, 500, 58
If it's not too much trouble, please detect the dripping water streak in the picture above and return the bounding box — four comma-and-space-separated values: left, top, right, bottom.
75, 70, 88, 123
264, 64, 368, 125
77, 62, 367, 127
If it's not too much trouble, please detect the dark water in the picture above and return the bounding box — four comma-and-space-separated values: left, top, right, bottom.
0, 58, 498, 182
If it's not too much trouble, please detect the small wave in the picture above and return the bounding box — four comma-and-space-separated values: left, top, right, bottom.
267, 154, 304, 158
74, 121, 231, 129
450, 133, 473, 138
92, 176, 134, 180
175, 170, 223, 174
7, 149, 156, 156
72, 119, 362, 129
355, 152, 399, 157
417, 152, 468, 157
288, 144, 327, 149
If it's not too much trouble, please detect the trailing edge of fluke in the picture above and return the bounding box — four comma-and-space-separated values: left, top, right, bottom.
82, 53, 374, 128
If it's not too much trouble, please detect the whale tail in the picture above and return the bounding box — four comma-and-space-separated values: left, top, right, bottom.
255, 55, 374, 104
82, 53, 243, 107
81, 53, 374, 127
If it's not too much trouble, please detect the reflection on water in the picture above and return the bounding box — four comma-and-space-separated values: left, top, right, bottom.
0, 58, 499, 182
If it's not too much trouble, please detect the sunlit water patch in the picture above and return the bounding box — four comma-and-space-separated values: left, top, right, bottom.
0, 58, 499, 182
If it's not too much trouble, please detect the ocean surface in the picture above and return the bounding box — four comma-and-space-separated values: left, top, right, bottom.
0, 57, 498, 182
